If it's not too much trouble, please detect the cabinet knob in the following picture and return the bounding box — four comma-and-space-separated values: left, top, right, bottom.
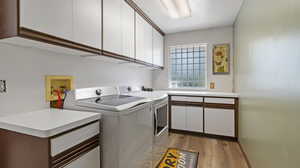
95, 89, 102, 96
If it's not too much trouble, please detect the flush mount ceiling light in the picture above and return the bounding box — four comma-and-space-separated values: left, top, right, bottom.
161, 0, 192, 19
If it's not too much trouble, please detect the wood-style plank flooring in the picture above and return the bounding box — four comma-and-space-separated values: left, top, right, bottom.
163, 133, 249, 168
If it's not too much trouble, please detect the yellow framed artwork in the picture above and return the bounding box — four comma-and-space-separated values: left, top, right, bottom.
213, 44, 230, 74
45, 75, 74, 102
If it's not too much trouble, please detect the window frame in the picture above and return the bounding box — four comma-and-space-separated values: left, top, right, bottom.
168, 43, 208, 90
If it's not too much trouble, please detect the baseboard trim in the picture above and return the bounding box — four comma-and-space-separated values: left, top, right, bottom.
237, 141, 252, 168
169, 129, 238, 142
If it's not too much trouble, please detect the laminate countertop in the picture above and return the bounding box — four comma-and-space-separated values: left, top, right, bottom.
0, 109, 100, 138
125, 90, 238, 100
124, 91, 168, 101
166, 90, 239, 98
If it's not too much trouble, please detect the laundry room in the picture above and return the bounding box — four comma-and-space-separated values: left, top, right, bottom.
0, 0, 299, 168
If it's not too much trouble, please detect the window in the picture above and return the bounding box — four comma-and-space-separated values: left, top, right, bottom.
169, 44, 207, 89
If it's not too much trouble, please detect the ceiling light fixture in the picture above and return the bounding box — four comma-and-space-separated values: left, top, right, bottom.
161, 0, 191, 19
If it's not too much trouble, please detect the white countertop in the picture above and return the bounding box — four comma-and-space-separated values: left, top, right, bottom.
0, 109, 100, 138
125, 91, 168, 101
126, 90, 238, 101
166, 90, 239, 98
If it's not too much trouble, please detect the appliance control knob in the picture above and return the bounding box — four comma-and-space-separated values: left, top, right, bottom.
127, 87, 132, 92
96, 89, 102, 96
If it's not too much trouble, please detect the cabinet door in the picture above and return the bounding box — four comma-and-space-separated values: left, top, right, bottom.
64, 147, 100, 168
51, 122, 100, 156
121, 1, 135, 58
20, 0, 73, 41
74, 0, 102, 49
153, 29, 164, 67
135, 14, 145, 62
136, 14, 153, 64
103, 0, 122, 54
204, 108, 235, 137
186, 106, 203, 133
144, 22, 153, 64
171, 106, 186, 130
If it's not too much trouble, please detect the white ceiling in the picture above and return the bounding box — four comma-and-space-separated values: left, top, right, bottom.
133, 0, 244, 34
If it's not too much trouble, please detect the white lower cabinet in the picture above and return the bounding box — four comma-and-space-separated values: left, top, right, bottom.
0, 118, 101, 168
171, 106, 186, 130
171, 106, 203, 133
204, 108, 235, 137
186, 106, 203, 133
51, 122, 100, 156
65, 147, 100, 168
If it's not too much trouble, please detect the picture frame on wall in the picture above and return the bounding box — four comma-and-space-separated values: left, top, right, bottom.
213, 43, 230, 74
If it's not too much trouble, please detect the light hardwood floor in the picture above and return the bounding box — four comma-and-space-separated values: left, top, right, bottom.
163, 133, 249, 168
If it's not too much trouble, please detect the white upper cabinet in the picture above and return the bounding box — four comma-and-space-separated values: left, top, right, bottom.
145, 21, 153, 64
135, 15, 145, 62
20, 0, 73, 41
18, 0, 163, 66
103, 0, 135, 57
136, 14, 153, 64
103, 0, 122, 54
73, 0, 102, 49
20, 0, 102, 49
153, 29, 164, 67
121, 1, 135, 58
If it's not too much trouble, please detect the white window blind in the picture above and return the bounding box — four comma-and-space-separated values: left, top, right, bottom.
169, 44, 207, 88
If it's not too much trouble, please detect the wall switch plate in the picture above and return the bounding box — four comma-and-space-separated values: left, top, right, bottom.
0, 80, 7, 93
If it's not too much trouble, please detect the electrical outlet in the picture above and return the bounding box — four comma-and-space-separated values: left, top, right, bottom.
210, 82, 215, 89
0, 80, 7, 93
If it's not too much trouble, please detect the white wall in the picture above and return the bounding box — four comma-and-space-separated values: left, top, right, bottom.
234, 0, 300, 167
153, 26, 234, 92
0, 43, 152, 117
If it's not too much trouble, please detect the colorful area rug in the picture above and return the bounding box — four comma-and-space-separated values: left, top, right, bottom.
156, 148, 199, 168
